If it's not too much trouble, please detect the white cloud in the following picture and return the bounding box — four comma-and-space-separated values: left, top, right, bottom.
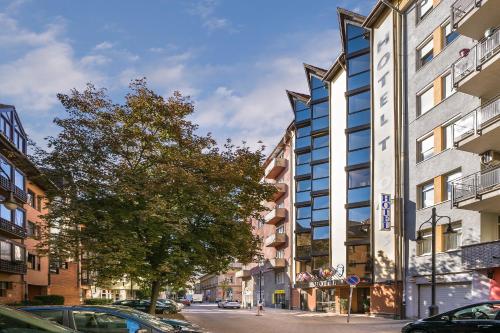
189, 0, 235, 32
94, 41, 113, 50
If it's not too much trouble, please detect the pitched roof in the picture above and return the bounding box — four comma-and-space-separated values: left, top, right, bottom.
337, 7, 367, 53
285, 90, 310, 111
322, 53, 346, 82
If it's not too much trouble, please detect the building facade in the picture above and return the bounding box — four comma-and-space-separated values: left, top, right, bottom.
199, 268, 242, 303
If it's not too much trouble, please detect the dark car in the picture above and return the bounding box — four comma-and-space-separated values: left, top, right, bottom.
112, 300, 177, 314
402, 301, 500, 333
21, 305, 178, 333
160, 318, 204, 333
0, 305, 77, 332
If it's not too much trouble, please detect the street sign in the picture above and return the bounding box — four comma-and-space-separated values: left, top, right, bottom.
346, 275, 360, 286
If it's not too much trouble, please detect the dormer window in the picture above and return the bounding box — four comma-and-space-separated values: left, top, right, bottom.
0, 106, 27, 154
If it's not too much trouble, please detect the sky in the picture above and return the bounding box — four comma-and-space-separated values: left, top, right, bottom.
0, 0, 375, 152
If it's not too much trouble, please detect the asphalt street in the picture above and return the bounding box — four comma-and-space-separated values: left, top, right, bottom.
182, 304, 409, 333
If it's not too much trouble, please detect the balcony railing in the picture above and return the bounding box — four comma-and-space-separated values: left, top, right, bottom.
452, 28, 500, 86
269, 258, 286, 268
264, 158, 287, 180
264, 233, 286, 247
264, 208, 286, 225
462, 240, 500, 270
235, 269, 252, 279
0, 217, 26, 239
452, 165, 500, 204
451, 0, 477, 28
0, 258, 26, 274
453, 95, 500, 143
0, 175, 27, 204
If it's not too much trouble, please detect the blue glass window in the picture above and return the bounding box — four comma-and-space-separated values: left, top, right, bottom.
296, 219, 311, 231
446, 31, 458, 45
348, 54, 370, 76
313, 195, 329, 209
348, 110, 370, 128
14, 169, 25, 190
295, 100, 308, 111
312, 147, 328, 161
297, 126, 310, 138
296, 136, 311, 150
312, 116, 329, 132
296, 191, 311, 203
349, 90, 370, 113
348, 129, 370, 151
348, 168, 370, 188
312, 226, 329, 240
297, 206, 311, 219
296, 109, 311, 122
0, 205, 11, 221
313, 163, 328, 179
312, 209, 329, 222
312, 102, 329, 118
348, 187, 370, 203
348, 71, 370, 91
311, 86, 328, 101
311, 76, 324, 89
15, 209, 25, 227
297, 179, 311, 192
0, 158, 12, 180
347, 36, 369, 54
296, 152, 311, 165
296, 164, 310, 176
312, 178, 329, 192
348, 206, 370, 223
313, 135, 329, 149
347, 24, 365, 38
348, 148, 370, 165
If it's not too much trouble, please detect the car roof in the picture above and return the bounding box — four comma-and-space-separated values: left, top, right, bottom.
425, 300, 500, 320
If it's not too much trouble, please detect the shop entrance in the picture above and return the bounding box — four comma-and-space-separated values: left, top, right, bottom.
299, 290, 308, 310
355, 287, 370, 313
316, 288, 335, 312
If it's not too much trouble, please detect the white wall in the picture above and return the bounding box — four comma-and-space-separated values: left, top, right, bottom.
329, 69, 347, 271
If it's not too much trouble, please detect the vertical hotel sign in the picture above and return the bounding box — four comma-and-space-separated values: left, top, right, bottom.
373, 12, 395, 238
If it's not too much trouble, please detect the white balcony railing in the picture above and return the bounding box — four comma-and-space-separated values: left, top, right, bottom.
451, 0, 477, 28
453, 95, 500, 143
452, 165, 500, 204
452, 28, 500, 86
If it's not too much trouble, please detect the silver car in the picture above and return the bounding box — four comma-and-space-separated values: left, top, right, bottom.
217, 300, 241, 309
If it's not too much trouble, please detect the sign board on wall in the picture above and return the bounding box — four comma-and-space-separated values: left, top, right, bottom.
380, 193, 391, 230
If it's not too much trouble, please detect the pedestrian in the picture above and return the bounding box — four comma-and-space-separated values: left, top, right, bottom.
256, 300, 264, 316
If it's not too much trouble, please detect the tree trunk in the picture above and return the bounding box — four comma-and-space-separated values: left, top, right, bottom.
149, 280, 162, 315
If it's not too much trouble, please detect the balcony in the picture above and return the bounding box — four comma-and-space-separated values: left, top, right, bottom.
451, 0, 499, 40
0, 259, 26, 274
461, 240, 500, 270
264, 208, 286, 225
264, 158, 287, 180
452, 28, 500, 99
264, 233, 286, 247
235, 269, 252, 279
452, 165, 500, 212
271, 183, 287, 202
0, 217, 26, 239
0, 175, 27, 204
453, 95, 500, 153
269, 258, 286, 268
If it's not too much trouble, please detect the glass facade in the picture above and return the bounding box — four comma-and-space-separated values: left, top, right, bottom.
345, 23, 372, 283
292, 70, 330, 275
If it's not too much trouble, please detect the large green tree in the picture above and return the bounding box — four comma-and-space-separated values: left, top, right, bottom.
38, 80, 273, 313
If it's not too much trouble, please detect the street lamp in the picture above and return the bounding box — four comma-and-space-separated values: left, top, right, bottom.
0, 167, 19, 211
416, 207, 456, 316
258, 258, 264, 304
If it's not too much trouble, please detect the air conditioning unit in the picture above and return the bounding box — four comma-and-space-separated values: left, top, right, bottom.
481, 150, 500, 164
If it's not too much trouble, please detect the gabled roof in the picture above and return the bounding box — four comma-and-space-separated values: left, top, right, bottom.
304, 63, 327, 92
337, 7, 367, 53
322, 53, 346, 82
286, 90, 310, 111
363, 1, 413, 28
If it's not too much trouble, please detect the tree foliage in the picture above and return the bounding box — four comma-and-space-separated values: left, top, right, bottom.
38, 79, 274, 312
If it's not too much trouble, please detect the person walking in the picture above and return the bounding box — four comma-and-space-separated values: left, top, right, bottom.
256, 300, 264, 316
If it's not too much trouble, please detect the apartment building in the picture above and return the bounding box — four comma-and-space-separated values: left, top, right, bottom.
200, 267, 242, 303
0, 103, 53, 303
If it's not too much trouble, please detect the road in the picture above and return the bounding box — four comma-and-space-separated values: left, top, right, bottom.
182, 304, 409, 333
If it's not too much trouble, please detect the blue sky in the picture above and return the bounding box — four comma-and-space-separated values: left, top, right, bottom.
0, 0, 375, 151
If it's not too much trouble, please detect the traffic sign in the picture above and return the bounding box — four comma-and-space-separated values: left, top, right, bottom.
346, 275, 360, 286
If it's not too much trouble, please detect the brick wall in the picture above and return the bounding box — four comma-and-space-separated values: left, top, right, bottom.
49, 262, 81, 305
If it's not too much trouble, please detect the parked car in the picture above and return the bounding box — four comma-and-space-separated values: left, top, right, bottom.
178, 298, 191, 306
157, 299, 183, 311
402, 301, 500, 333
112, 299, 178, 314
0, 305, 77, 332
21, 305, 178, 332
191, 294, 203, 303
160, 318, 204, 333
217, 300, 240, 309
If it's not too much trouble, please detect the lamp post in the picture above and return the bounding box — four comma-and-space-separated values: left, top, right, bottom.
416, 207, 456, 316
258, 260, 263, 304
0, 167, 19, 211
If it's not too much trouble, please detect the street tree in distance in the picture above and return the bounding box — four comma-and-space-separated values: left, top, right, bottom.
38, 79, 274, 313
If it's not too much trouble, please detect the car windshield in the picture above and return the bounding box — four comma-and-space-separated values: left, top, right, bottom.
0, 306, 75, 332
452, 303, 500, 320
110, 307, 176, 331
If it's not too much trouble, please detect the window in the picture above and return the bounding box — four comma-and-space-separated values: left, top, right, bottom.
417, 38, 434, 68
0, 241, 11, 261
13, 245, 23, 262
452, 303, 500, 321
418, 0, 433, 20
313, 134, 329, 149
296, 152, 310, 176
443, 21, 458, 46
0, 281, 13, 297
14, 209, 25, 227
312, 163, 328, 179
27, 190, 35, 208
297, 126, 310, 138
445, 171, 462, 201
346, 24, 369, 54
296, 179, 311, 203
420, 182, 434, 208
418, 134, 434, 161
348, 168, 371, 203
417, 229, 432, 255
275, 271, 285, 284
28, 253, 37, 270
295, 102, 311, 122
347, 244, 371, 279
276, 224, 285, 234
443, 222, 462, 251
0, 157, 11, 181
312, 195, 329, 222
348, 90, 371, 128
312, 255, 329, 270
296, 135, 311, 150
418, 85, 434, 115
73, 311, 147, 332
297, 206, 311, 220
310, 76, 328, 101
348, 206, 370, 240
14, 169, 25, 191
0, 204, 11, 222
442, 72, 454, 100
348, 129, 370, 151
312, 226, 329, 240
444, 120, 456, 150
27, 221, 40, 238
312, 146, 328, 161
